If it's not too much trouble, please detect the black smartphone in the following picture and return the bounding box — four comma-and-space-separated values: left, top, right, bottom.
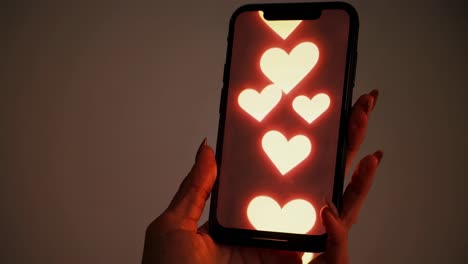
209, 2, 359, 253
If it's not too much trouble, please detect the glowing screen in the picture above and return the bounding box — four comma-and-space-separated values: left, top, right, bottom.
217, 9, 351, 236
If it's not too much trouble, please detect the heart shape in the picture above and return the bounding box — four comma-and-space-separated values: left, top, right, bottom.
247, 196, 316, 234
258, 11, 302, 40
302, 253, 314, 264
260, 42, 319, 94
292, 93, 330, 124
262, 130, 312, 175
238, 84, 282, 122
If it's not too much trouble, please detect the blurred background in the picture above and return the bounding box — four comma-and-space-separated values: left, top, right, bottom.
1, 0, 467, 263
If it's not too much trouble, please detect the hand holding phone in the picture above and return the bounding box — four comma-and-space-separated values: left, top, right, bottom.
143, 127, 382, 264
142, 2, 383, 263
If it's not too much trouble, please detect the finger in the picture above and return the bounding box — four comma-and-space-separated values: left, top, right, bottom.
311, 206, 348, 264
258, 249, 302, 264
341, 151, 383, 228
345, 90, 378, 174
166, 138, 217, 227
369, 89, 379, 111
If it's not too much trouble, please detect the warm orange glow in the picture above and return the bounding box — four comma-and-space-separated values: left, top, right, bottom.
262, 130, 311, 175
247, 196, 316, 234
293, 93, 330, 124
260, 42, 319, 94
302, 252, 314, 264
238, 84, 282, 122
258, 11, 302, 40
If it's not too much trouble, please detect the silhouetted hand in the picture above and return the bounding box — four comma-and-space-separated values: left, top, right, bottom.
142, 90, 382, 264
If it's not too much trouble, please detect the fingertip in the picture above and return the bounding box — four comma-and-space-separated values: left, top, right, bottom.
195, 144, 217, 181
356, 93, 371, 103
369, 89, 379, 109
320, 206, 339, 231
366, 152, 380, 168
201, 145, 216, 166
354, 93, 373, 113
319, 205, 327, 226
195, 139, 215, 163
373, 150, 384, 164
323, 197, 339, 217
321, 207, 348, 250
358, 154, 379, 175
195, 138, 207, 161
168, 142, 217, 224
319, 206, 327, 226
366, 95, 374, 114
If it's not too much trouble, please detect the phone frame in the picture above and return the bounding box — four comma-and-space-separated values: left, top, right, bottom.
209, 2, 359, 252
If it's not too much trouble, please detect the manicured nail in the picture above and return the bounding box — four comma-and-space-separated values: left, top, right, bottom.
373, 150, 384, 164
324, 197, 339, 218
365, 95, 374, 114
199, 138, 207, 149
195, 138, 207, 161
369, 89, 379, 110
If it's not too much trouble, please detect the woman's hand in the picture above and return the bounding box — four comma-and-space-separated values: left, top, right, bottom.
142, 90, 382, 264
311, 90, 382, 264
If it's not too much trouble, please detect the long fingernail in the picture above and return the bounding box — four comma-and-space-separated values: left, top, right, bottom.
369, 89, 379, 110
365, 95, 374, 114
324, 197, 339, 218
373, 150, 384, 164
195, 138, 207, 161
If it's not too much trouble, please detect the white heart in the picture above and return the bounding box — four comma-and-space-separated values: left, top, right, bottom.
258, 11, 302, 40
292, 93, 331, 124
302, 253, 315, 264
238, 84, 282, 122
262, 130, 312, 175
247, 196, 316, 234
260, 42, 319, 94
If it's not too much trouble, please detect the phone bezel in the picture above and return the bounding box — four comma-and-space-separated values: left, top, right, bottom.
209, 1, 359, 252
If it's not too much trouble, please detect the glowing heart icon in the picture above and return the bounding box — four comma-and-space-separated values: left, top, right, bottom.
258, 11, 302, 40
302, 253, 314, 264
238, 84, 282, 122
293, 93, 331, 124
247, 196, 316, 234
260, 42, 319, 94
262, 130, 311, 175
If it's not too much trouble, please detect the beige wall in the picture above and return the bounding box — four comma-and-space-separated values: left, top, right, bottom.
1, 0, 467, 263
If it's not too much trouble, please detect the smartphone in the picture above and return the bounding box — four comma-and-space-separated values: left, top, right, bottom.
209, 2, 359, 252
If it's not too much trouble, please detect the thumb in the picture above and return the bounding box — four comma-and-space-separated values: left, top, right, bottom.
313, 204, 349, 264
166, 138, 217, 227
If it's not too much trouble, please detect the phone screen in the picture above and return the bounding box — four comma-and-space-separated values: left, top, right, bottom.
216, 9, 351, 236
